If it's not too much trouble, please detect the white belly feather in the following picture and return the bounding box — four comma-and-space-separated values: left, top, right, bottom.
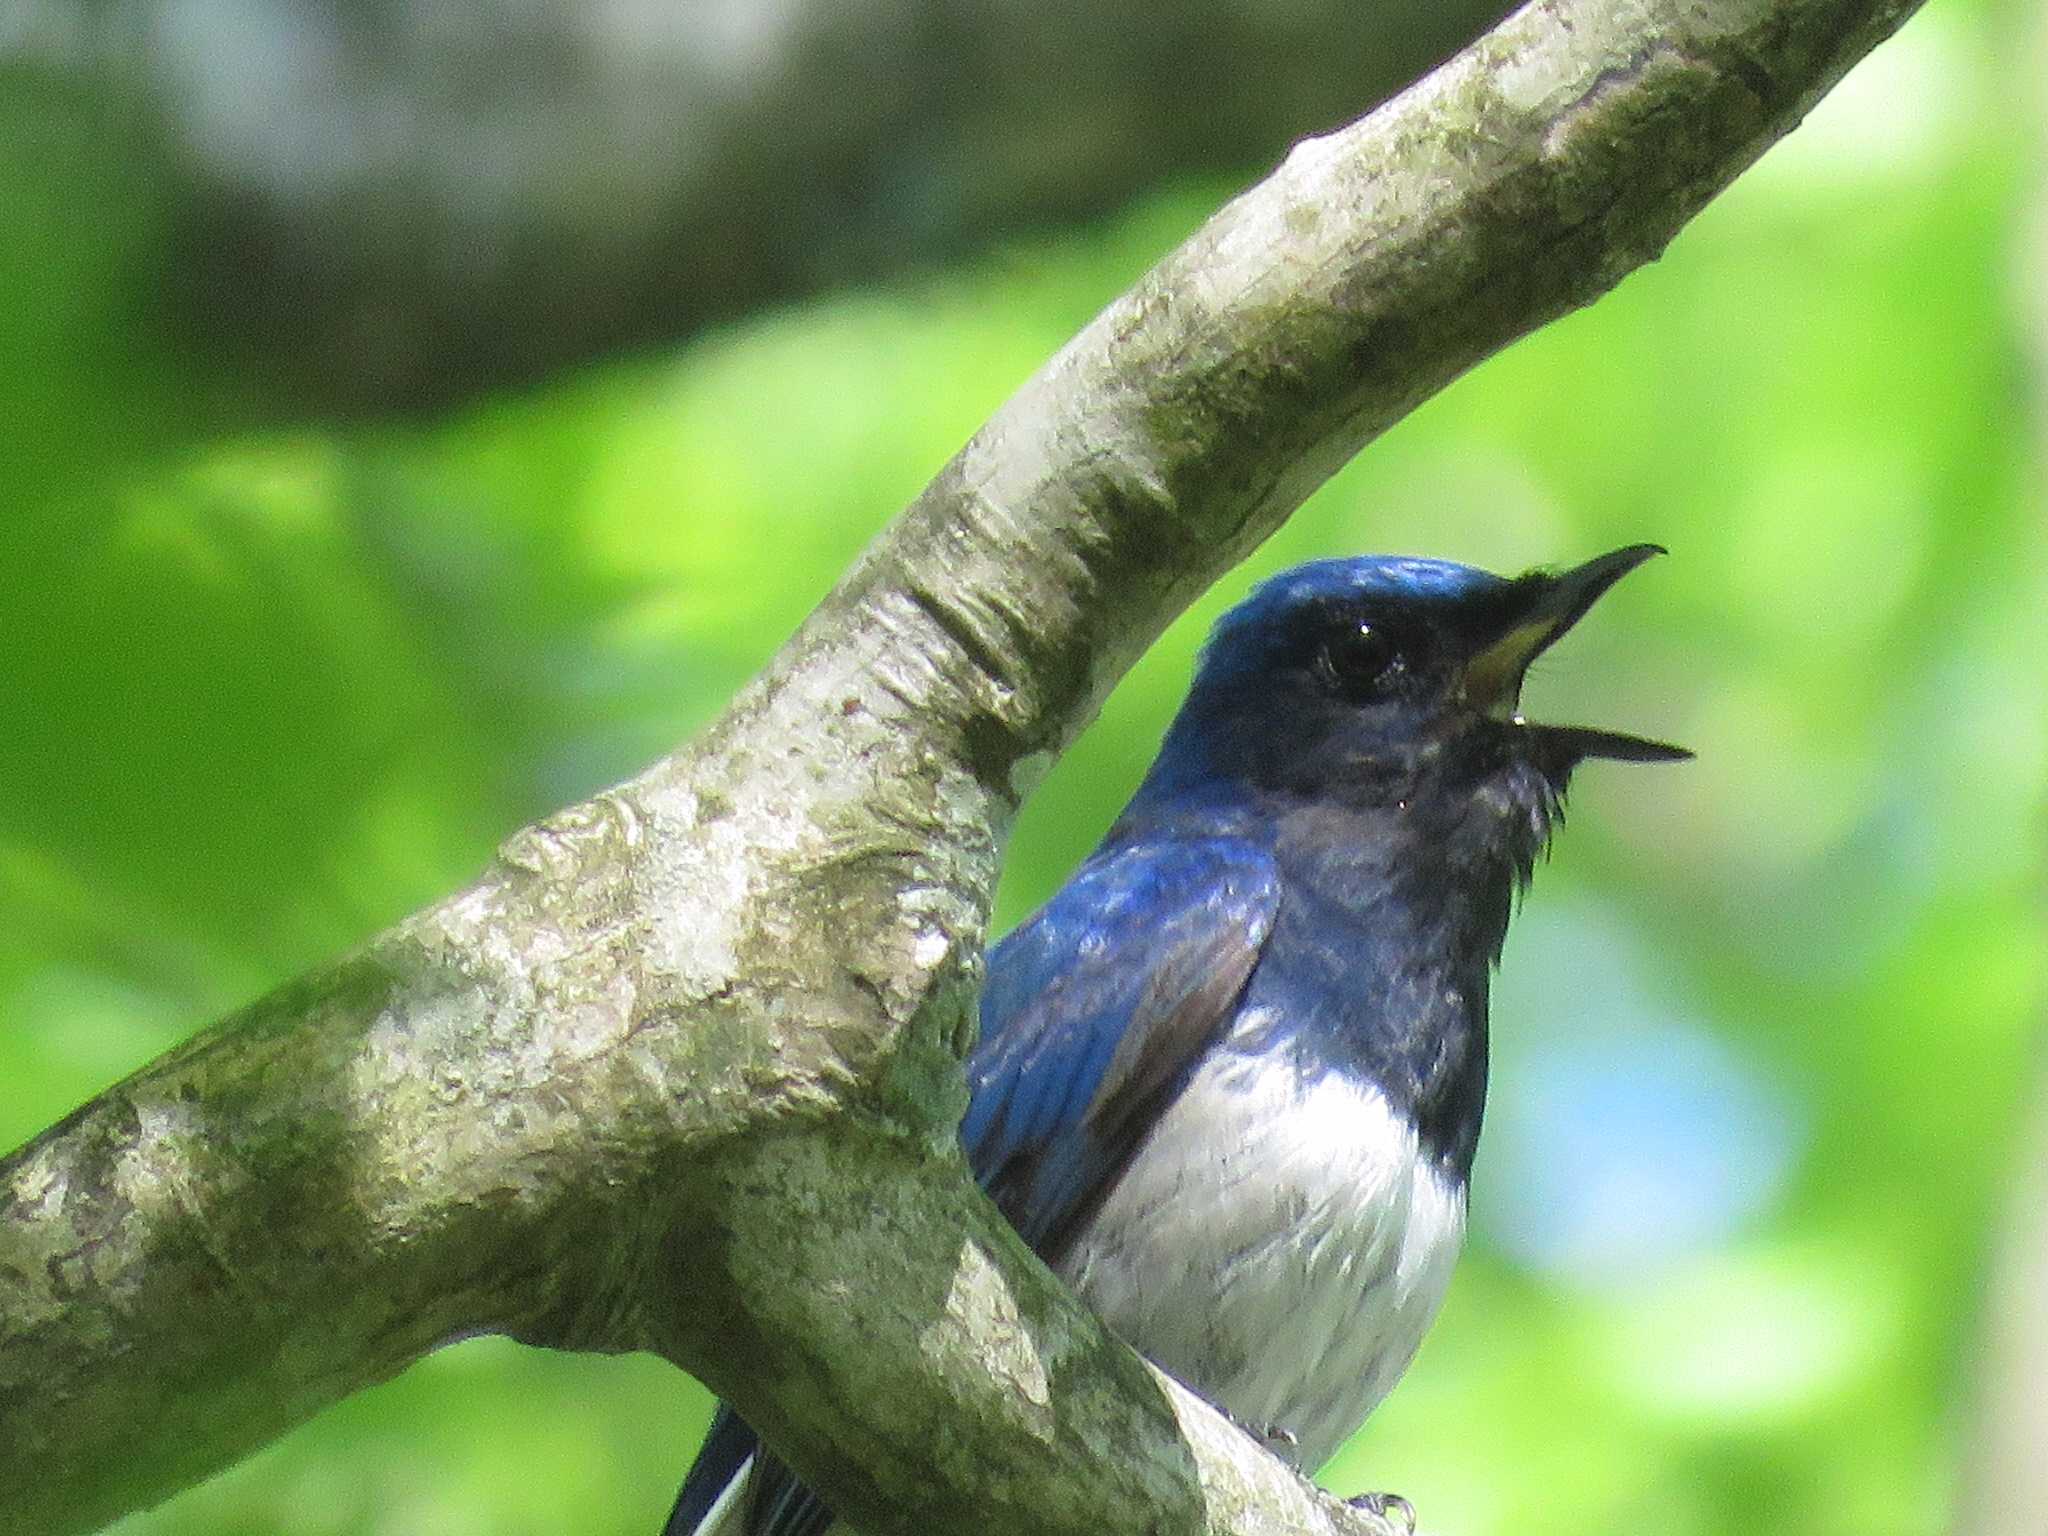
1056, 1043, 1466, 1471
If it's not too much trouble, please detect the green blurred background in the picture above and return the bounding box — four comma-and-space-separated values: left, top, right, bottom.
4, 2, 2044, 1533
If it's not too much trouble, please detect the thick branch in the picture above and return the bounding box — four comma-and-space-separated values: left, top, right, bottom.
11, 0, 1508, 417
1, 0, 1925, 1533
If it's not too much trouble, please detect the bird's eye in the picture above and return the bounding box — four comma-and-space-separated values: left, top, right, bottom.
1319, 621, 1399, 699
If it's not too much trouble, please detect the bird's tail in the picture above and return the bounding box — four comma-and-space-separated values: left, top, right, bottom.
663, 1407, 758, 1536
663, 1461, 754, 1536
664, 1408, 837, 1536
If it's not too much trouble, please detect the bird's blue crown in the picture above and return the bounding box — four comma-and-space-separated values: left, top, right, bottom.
1197, 556, 1512, 682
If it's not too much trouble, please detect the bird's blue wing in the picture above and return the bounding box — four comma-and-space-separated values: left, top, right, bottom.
666, 835, 1276, 1536
962, 836, 1279, 1262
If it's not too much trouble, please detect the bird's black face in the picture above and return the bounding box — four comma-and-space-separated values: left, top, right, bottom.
1180, 546, 1688, 811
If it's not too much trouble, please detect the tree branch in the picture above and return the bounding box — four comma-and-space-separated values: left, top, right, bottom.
14, 0, 1510, 416
0, 0, 1926, 1532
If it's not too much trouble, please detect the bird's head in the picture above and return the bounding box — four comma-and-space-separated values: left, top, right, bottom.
1143, 547, 1688, 841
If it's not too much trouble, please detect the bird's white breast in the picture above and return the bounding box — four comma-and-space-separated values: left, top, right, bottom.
1057, 1041, 1466, 1471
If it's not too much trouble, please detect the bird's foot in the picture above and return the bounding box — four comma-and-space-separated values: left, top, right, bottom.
1226, 1417, 1300, 1460
1253, 1422, 1298, 1452
1347, 1491, 1416, 1535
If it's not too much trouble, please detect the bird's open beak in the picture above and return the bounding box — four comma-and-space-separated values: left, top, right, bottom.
1462, 545, 1691, 764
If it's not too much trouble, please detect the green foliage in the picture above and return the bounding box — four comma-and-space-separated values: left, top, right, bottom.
2, 4, 2040, 1533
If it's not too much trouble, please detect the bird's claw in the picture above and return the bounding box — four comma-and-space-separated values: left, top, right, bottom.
1346, 1491, 1416, 1536
1223, 1411, 1299, 1456
1255, 1422, 1298, 1450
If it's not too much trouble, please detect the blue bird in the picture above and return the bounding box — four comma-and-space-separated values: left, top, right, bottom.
666, 547, 1688, 1536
